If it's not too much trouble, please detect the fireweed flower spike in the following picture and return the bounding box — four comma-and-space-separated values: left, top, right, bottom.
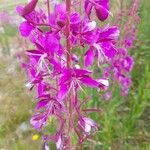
16, 0, 134, 149
102, 0, 140, 97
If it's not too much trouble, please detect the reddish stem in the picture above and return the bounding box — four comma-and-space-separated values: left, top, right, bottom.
47, 0, 50, 23
66, 0, 71, 68
66, 0, 72, 149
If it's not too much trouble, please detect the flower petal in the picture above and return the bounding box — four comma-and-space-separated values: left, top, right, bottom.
84, 48, 95, 67
22, 0, 38, 16
84, 0, 93, 18
95, 0, 110, 21
19, 21, 33, 37
30, 113, 47, 130
82, 21, 96, 33
98, 26, 120, 41
57, 83, 71, 101
36, 99, 49, 109
74, 69, 92, 77
80, 76, 99, 88
100, 42, 117, 58
96, 78, 109, 89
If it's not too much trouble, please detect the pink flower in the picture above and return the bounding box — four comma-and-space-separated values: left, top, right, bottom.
49, 3, 80, 30
57, 68, 109, 100
78, 117, 97, 133
84, 26, 120, 67
16, 0, 135, 148
30, 113, 48, 130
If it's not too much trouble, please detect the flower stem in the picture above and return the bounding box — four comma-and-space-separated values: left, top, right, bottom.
66, 0, 72, 149
66, 0, 71, 68
47, 0, 50, 23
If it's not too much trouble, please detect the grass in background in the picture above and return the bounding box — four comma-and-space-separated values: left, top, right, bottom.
0, 58, 42, 150
93, 0, 150, 149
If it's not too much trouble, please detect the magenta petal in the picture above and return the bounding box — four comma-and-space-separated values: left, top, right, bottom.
101, 42, 117, 58
59, 69, 71, 84
78, 117, 96, 133
45, 34, 59, 54
122, 56, 134, 72
36, 99, 49, 109
99, 26, 120, 41
16, 5, 23, 15
74, 69, 92, 77
37, 82, 44, 96
54, 3, 66, 16
49, 13, 56, 25
94, 0, 109, 21
30, 113, 47, 130
84, 48, 95, 67
70, 12, 81, 25
84, 0, 93, 18
57, 83, 70, 101
95, 6, 109, 21
19, 21, 33, 37
22, 0, 38, 16
80, 76, 98, 88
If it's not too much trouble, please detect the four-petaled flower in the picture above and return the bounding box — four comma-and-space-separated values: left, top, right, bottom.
57, 68, 109, 100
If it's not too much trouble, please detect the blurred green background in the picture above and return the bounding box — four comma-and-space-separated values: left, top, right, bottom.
0, 0, 150, 150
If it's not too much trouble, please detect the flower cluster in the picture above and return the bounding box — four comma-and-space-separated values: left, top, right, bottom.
102, 0, 140, 97
16, 0, 134, 149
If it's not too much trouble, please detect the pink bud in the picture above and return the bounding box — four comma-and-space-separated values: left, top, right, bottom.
22, 0, 38, 16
